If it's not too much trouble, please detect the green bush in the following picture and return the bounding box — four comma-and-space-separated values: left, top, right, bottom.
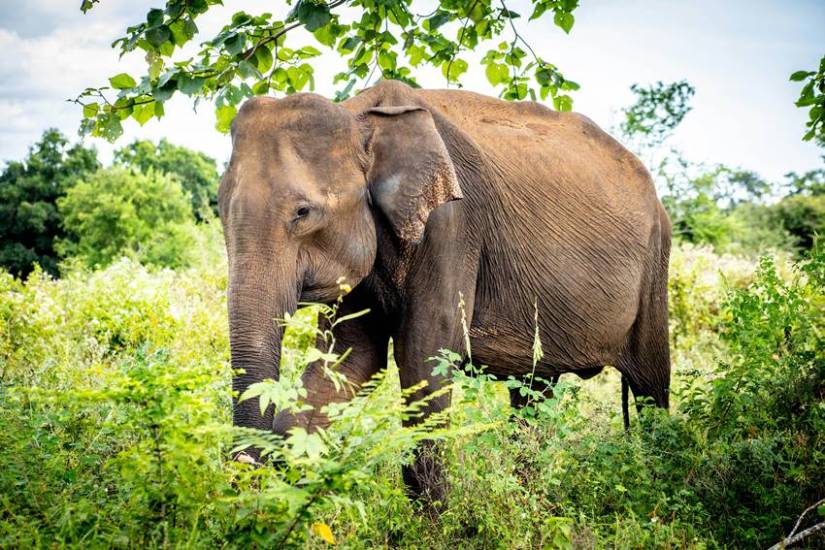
57, 167, 199, 269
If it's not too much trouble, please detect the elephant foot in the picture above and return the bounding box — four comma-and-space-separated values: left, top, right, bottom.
402, 441, 447, 515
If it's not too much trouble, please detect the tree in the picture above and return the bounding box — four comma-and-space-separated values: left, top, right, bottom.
790, 55, 825, 147
619, 80, 695, 151
114, 138, 221, 218
0, 129, 99, 278
771, 194, 825, 252
74, 0, 581, 141
783, 162, 825, 197
57, 167, 198, 269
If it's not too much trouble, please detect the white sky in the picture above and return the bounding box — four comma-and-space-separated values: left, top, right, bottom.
0, 0, 823, 181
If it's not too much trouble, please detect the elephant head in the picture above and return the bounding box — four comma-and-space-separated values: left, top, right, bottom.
218, 92, 462, 432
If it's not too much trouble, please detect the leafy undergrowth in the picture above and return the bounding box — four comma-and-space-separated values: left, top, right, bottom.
0, 242, 822, 548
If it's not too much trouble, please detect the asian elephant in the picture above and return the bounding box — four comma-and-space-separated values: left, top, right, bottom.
218, 79, 671, 504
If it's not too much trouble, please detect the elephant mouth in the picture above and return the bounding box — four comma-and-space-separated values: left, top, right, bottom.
299, 283, 341, 303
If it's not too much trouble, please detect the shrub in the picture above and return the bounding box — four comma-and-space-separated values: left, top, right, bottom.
1, 242, 822, 548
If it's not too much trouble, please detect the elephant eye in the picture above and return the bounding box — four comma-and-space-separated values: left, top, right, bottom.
294, 206, 311, 220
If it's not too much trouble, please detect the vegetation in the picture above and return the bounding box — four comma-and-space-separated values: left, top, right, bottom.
0, 130, 99, 278
1, 67, 823, 546
74, 0, 582, 139
56, 167, 199, 270
791, 55, 825, 146
0, 130, 220, 275
0, 235, 822, 548
114, 138, 221, 218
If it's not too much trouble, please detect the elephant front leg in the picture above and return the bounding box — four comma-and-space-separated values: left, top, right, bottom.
394, 282, 476, 511
273, 287, 389, 436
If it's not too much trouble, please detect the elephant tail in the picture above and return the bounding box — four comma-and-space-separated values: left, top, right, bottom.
622, 375, 630, 431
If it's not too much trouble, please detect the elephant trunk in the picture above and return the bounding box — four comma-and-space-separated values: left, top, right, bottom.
227, 252, 298, 432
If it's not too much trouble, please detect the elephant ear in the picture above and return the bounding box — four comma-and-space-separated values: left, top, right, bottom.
364, 105, 463, 243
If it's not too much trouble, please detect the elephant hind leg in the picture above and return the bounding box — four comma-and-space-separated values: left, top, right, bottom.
616, 250, 671, 417
616, 306, 671, 415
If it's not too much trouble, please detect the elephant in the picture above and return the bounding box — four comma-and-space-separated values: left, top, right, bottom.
218, 79, 671, 504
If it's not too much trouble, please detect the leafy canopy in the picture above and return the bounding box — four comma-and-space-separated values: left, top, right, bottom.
114, 138, 221, 218
619, 80, 695, 150
0, 129, 99, 278
57, 167, 198, 269
75, 0, 581, 140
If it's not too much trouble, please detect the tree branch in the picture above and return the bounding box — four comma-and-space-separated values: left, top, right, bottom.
767, 498, 825, 550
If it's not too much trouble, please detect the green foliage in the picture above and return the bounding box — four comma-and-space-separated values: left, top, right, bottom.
791, 55, 825, 147
114, 139, 221, 219
771, 194, 825, 252
0, 260, 464, 547
620, 80, 695, 149
0, 129, 99, 278
74, 1, 582, 140
56, 167, 198, 269
1, 242, 822, 547
783, 163, 825, 197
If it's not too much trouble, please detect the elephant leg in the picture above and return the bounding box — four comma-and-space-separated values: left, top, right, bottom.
616, 250, 671, 424
272, 286, 389, 435
394, 295, 472, 510
394, 272, 478, 509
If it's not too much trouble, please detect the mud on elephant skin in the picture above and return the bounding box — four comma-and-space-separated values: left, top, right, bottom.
218, 79, 672, 505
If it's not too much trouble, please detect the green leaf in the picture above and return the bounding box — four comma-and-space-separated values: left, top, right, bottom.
293, 3, 331, 32
109, 73, 137, 89
443, 59, 468, 82
554, 94, 573, 111
215, 104, 237, 133
177, 76, 205, 96
560, 80, 580, 91
82, 103, 99, 118
378, 50, 397, 71
287, 65, 311, 91
339, 36, 360, 53
426, 11, 451, 31
554, 12, 575, 34
148, 57, 163, 81
224, 33, 245, 56
238, 60, 261, 80
145, 25, 172, 47
146, 8, 164, 28
132, 102, 155, 126
789, 70, 814, 82
252, 79, 269, 95
254, 46, 273, 73
485, 63, 508, 86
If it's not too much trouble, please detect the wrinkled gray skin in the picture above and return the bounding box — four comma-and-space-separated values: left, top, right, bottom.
219, 80, 671, 505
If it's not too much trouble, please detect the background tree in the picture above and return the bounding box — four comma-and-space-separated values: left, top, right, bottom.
75, 0, 581, 140
0, 129, 99, 278
619, 80, 695, 152
57, 167, 198, 269
114, 138, 221, 219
